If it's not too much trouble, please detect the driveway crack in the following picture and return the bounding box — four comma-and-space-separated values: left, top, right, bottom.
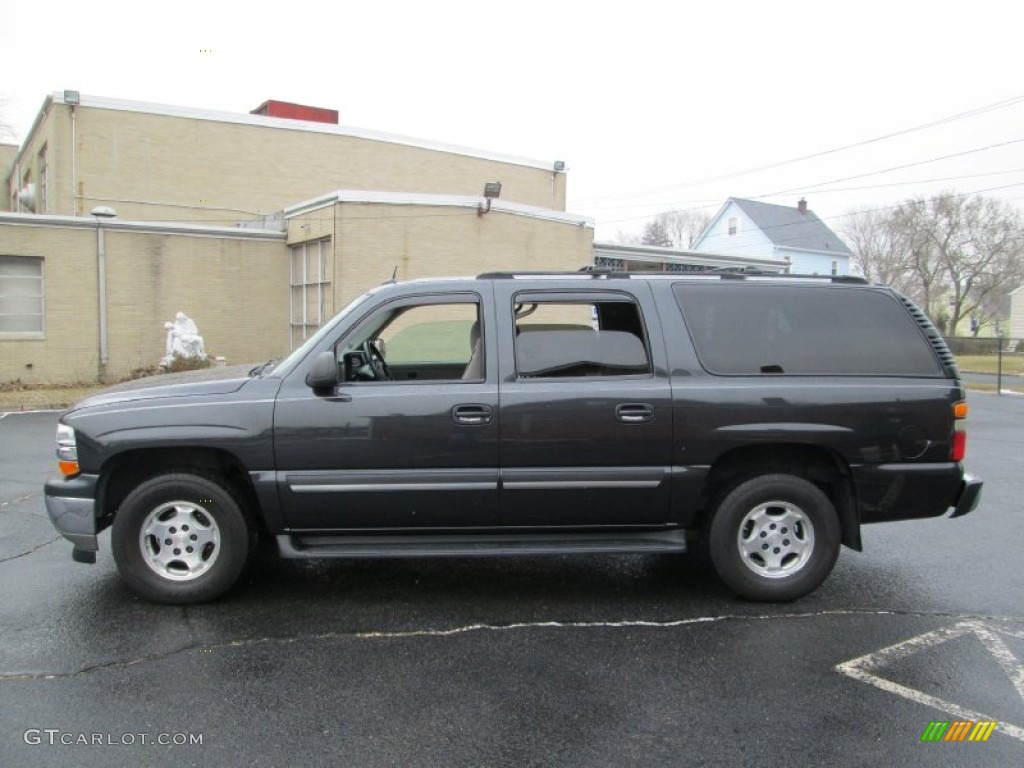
0, 535, 61, 564
1, 608, 1020, 683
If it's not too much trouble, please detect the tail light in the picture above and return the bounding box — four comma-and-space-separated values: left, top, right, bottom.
952, 401, 968, 462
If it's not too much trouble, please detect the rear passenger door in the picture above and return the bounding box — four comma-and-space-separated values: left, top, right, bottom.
494, 282, 674, 528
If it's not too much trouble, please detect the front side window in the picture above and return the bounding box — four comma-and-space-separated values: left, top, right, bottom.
0, 256, 45, 336
337, 298, 482, 383
512, 296, 651, 378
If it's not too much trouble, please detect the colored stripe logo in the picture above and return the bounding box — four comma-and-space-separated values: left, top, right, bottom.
921, 720, 996, 743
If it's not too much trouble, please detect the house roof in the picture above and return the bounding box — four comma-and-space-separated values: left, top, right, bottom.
725, 198, 852, 255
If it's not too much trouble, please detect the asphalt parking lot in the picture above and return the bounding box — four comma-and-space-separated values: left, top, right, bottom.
1, 394, 1022, 767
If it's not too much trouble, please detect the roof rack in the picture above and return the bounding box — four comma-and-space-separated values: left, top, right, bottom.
475, 269, 868, 285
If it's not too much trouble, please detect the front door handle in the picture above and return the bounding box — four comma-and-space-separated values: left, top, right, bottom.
452, 404, 493, 426
616, 403, 654, 423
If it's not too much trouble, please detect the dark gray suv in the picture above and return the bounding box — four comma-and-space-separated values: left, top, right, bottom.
44, 270, 982, 604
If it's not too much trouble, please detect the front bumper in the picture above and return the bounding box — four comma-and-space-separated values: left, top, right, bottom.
950, 474, 983, 518
44, 473, 100, 555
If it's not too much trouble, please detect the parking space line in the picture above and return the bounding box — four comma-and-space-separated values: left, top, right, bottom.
835, 620, 1024, 743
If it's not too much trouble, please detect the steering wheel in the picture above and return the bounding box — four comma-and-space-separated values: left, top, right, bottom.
359, 339, 392, 381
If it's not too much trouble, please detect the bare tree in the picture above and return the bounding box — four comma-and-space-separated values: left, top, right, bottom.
843, 193, 1024, 334
919, 193, 1024, 334
0, 96, 17, 141
653, 208, 712, 249
610, 229, 640, 245
840, 207, 918, 297
640, 220, 673, 248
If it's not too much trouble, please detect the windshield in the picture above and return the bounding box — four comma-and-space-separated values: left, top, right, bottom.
268, 288, 381, 379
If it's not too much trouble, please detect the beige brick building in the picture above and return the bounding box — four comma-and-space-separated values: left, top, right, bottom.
0, 93, 592, 386
5, 92, 566, 220
0, 215, 288, 383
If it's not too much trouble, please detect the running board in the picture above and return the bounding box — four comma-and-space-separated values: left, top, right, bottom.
277, 530, 687, 559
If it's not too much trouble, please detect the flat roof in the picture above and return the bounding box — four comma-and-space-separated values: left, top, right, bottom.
593, 241, 789, 269
0, 211, 286, 240
284, 189, 594, 228
46, 92, 564, 173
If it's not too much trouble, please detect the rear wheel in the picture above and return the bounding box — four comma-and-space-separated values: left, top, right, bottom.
112, 472, 254, 604
708, 474, 840, 601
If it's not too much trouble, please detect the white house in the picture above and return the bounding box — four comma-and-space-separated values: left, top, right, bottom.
1009, 285, 1024, 340
693, 198, 852, 275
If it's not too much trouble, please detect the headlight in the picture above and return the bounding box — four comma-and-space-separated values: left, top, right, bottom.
56, 423, 79, 476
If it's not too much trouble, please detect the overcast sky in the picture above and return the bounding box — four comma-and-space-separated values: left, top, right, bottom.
2, 0, 1022, 241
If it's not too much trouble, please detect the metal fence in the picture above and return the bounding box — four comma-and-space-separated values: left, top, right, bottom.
945, 336, 1024, 393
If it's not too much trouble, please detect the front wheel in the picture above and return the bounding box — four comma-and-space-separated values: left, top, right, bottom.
112, 473, 254, 604
708, 474, 840, 602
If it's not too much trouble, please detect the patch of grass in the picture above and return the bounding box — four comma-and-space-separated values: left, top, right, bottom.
385, 321, 473, 363
955, 354, 1024, 375
0, 355, 211, 411
0, 385, 108, 410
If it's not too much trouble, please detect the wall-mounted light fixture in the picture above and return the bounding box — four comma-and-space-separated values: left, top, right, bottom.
478, 181, 502, 216
553, 160, 565, 172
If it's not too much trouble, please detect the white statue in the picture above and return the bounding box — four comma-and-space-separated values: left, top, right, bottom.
161, 311, 207, 367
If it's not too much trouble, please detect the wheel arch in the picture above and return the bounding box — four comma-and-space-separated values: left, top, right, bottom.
97, 447, 265, 536
700, 443, 861, 552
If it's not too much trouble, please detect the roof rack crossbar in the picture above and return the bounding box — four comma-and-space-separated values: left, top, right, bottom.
475, 269, 868, 284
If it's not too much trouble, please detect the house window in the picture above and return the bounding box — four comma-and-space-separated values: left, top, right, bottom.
727, 217, 738, 236
37, 145, 48, 214
831, 260, 838, 276
0, 256, 45, 336
289, 239, 331, 349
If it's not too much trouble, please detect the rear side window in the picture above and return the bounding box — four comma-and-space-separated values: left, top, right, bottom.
674, 284, 943, 376
513, 297, 651, 378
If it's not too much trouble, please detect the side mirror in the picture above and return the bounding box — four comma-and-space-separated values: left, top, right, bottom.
305, 351, 338, 389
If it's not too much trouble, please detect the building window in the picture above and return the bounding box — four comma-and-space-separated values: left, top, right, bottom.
37, 145, 48, 214
289, 239, 330, 349
594, 256, 626, 271
0, 256, 45, 336
727, 217, 738, 236
831, 260, 838, 276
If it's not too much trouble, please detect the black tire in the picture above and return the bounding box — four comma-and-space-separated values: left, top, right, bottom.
111, 472, 255, 604
708, 474, 840, 602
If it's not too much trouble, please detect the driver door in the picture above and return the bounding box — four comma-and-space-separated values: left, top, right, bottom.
273, 292, 500, 531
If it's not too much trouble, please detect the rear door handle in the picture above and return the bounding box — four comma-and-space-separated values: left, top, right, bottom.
616, 403, 654, 423
452, 404, 493, 426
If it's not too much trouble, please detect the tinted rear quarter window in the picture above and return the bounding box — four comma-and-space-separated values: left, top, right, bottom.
673, 284, 943, 376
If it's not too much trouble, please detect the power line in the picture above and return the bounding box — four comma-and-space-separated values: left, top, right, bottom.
757, 138, 1024, 198
576, 92, 1024, 206
596, 139, 1024, 227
